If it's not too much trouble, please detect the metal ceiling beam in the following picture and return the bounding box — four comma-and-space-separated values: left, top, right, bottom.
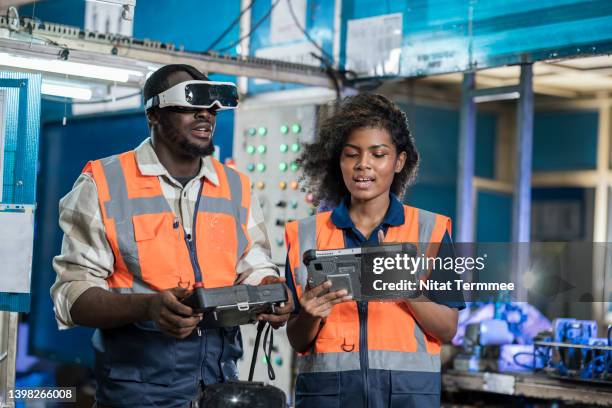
0, 17, 334, 88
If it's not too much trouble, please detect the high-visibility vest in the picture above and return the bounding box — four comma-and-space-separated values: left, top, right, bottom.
84, 150, 252, 291
285, 206, 450, 374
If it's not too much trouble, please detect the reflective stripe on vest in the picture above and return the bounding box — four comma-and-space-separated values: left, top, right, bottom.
285, 205, 451, 374
204, 164, 249, 259
86, 151, 251, 293
296, 349, 441, 373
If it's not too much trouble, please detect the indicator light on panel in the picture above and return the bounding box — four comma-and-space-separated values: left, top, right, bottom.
247, 163, 255, 172
290, 181, 299, 190
280, 125, 289, 134
279, 162, 288, 172
247, 128, 256, 136
280, 143, 288, 153
256, 181, 266, 190
246, 145, 256, 155
257, 145, 267, 154
256, 163, 266, 172
290, 162, 299, 172
258, 126, 267, 136
291, 143, 300, 152
305, 193, 314, 203
290, 200, 298, 209
279, 181, 287, 190
291, 123, 301, 134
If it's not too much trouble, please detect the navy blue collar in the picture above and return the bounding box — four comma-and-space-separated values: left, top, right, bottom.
330, 194, 405, 229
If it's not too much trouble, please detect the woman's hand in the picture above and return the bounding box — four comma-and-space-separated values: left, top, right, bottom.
300, 280, 353, 320
287, 281, 353, 352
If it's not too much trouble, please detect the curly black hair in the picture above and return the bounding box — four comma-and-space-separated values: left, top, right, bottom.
297, 94, 419, 206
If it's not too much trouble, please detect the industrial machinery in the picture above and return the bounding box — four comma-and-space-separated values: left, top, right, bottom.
453, 303, 545, 373
534, 318, 612, 383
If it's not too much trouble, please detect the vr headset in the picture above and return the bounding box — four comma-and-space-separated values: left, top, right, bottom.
145, 80, 239, 111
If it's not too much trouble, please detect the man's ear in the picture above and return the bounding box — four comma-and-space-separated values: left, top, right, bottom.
146, 108, 159, 125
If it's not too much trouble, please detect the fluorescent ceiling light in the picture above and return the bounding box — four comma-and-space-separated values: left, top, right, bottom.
0, 53, 143, 82
473, 91, 520, 103
41, 81, 93, 100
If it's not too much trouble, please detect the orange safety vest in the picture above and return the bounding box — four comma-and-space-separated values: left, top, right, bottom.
83, 150, 252, 292
285, 206, 450, 374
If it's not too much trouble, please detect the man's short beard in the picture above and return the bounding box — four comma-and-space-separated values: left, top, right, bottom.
176, 135, 215, 157
158, 116, 215, 157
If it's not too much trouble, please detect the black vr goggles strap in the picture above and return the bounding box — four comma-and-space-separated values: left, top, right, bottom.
146, 95, 160, 109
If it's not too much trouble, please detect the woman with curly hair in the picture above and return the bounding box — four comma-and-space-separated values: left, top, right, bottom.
284, 94, 463, 407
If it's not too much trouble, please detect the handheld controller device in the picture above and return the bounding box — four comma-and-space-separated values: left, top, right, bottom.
303, 243, 418, 301
182, 283, 287, 328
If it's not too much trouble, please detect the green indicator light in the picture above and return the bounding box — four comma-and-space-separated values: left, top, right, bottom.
290, 200, 298, 209
247, 128, 256, 136
280, 144, 288, 153
280, 125, 289, 134
290, 162, 299, 172
291, 123, 301, 133
291, 143, 300, 152
246, 145, 255, 155
258, 126, 267, 136
247, 163, 255, 172
257, 145, 267, 154
256, 163, 266, 172
279, 162, 288, 172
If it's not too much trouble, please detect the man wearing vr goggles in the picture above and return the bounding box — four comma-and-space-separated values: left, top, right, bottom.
51, 64, 293, 407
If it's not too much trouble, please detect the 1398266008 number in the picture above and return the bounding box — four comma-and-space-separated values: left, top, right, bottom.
7, 387, 76, 402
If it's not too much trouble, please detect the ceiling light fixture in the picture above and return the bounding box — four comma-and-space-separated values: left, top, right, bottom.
0, 52, 144, 82
41, 80, 93, 100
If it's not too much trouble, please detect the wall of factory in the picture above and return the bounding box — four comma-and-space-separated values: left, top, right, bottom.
20, 0, 85, 27
402, 103, 496, 227
533, 110, 598, 171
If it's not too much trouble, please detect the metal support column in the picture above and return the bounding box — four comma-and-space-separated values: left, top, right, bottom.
456, 72, 477, 243
0, 312, 18, 408
457, 65, 533, 302
511, 64, 534, 301
513, 64, 534, 243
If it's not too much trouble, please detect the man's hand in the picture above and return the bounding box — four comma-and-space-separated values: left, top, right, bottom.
147, 287, 203, 339
257, 276, 295, 329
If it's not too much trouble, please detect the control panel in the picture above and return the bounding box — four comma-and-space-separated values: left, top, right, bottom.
233, 104, 318, 264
